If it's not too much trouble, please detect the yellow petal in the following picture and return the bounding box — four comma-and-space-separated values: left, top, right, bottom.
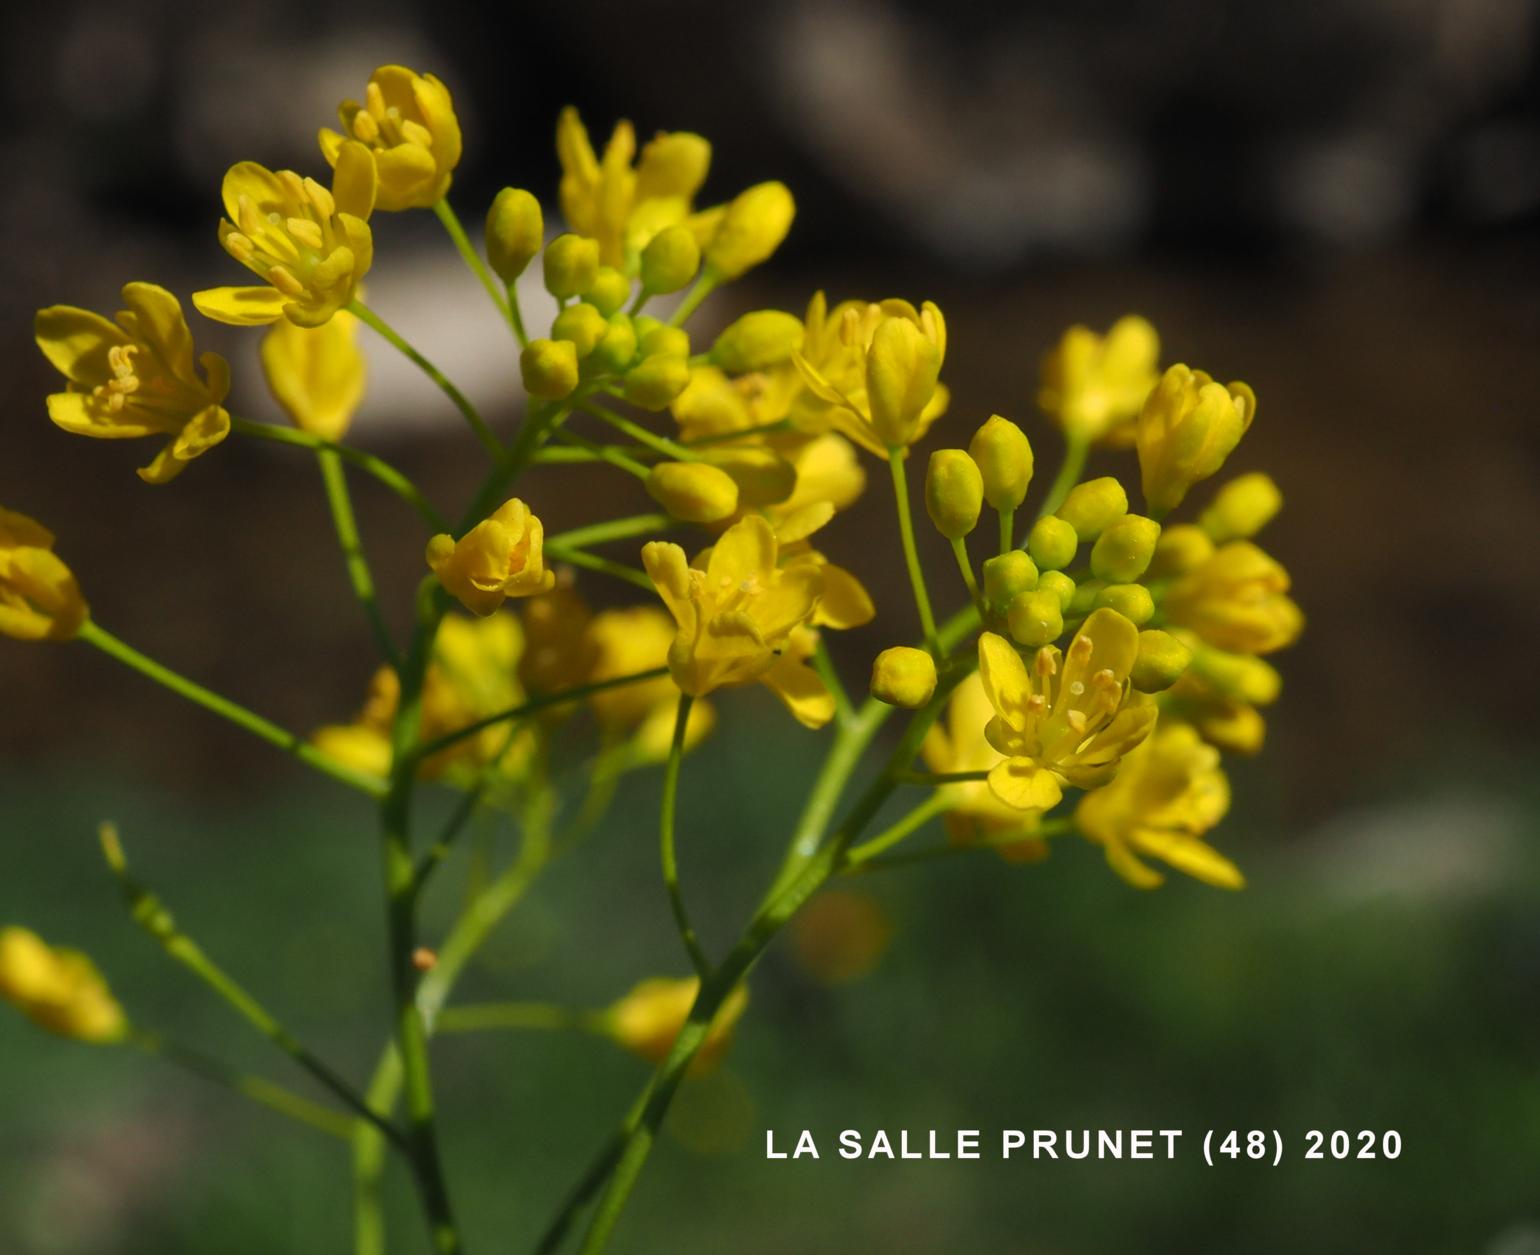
704, 514, 776, 588
221, 161, 288, 221
811, 562, 874, 629
331, 139, 378, 218
34, 305, 127, 384
1103, 840, 1164, 889
977, 632, 1030, 722
192, 286, 288, 326
760, 653, 835, 728
987, 760, 1063, 811
46, 391, 170, 439
119, 282, 195, 379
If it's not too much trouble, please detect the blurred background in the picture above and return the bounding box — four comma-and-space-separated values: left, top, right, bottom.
3, 0, 1540, 1251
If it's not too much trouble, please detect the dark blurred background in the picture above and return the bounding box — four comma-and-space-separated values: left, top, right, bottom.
3, 1, 1540, 1252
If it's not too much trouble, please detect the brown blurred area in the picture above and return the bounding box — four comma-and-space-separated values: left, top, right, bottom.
3, 0, 1539, 824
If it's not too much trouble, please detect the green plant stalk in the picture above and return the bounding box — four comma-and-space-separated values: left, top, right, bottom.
502, 280, 530, 346
435, 1003, 608, 1034
839, 793, 950, 866
950, 536, 983, 615
547, 513, 673, 549
682, 419, 792, 447
580, 401, 697, 461
317, 447, 401, 669
545, 544, 655, 592
895, 768, 991, 786
848, 817, 1075, 874
888, 450, 939, 652
459, 399, 573, 533
551, 427, 652, 479
667, 272, 718, 326
998, 507, 1015, 556
810, 638, 853, 725
660, 695, 710, 978
77, 622, 386, 798
432, 198, 520, 340
1032, 433, 1089, 526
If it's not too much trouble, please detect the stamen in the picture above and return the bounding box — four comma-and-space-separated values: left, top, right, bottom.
267, 265, 305, 297
351, 110, 380, 143
400, 118, 434, 148
276, 169, 307, 203
303, 178, 336, 220
236, 195, 266, 238
365, 81, 386, 119
287, 218, 324, 250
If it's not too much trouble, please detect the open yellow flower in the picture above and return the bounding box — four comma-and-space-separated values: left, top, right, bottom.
1137, 364, 1255, 513
427, 499, 556, 616
36, 282, 231, 483
0, 507, 88, 641
194, 142, 377, 328
1075, 721, 1239, 890
605, 976, 748, 1072
0, 927, 126, 1042
587, 606, 693, 730
320, 65, 461, 211
978, 609, 1156, 811
1163, 541, 1303, 654
1038, 314, 1159, 445
258, 308, 366, 441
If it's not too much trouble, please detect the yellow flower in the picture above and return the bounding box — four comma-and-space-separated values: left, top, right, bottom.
585, 606, 691, 731
922, 673, 1048, 862
1136, 364, 1255, 513
194, 142, 377, 328
426, 499, 556, 616
519, 578, 600, 698
1074, 721, 1239, 890
606, 976, 748, 1071
978, 609, 1156, 812
0, 507, 88, 641
36, 282, 232, 484
1162, 541, 1303, 654
1161, 672, 1267, 756
320, 65, 461, 211
1038, 315, 1159, 445
0, 927, 126, 1042
258, 308, 365, 441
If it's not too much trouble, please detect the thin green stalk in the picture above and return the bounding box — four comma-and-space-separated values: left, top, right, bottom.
950, 537, 983, 615
668, 273, 718, 326
998, 508, 1015, 556
412, 722, 526, 893
350, 299, 500, 458
682, 420, 792, 447
548, 514, 673, 549
894, 769, 991, 786
431, 198, 519, 339
459, 400, 571, 533
849, 817, 1075, 874
552, 427, 652, 479
435, 1003, 607, 1034
77, 621, 385, 798
1032, 434, 1089, 525
810, 638, 852, 725
546, 544, 655, 592
839, 794, 950, 866
503, 281, 530, 346
888, 450, 939, 652
317, 447, 401, 669
660, 694, 709, 978
581, 401, 697, 461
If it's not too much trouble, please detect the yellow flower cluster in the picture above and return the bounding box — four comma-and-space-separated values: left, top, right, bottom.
0, 927, 125, 1042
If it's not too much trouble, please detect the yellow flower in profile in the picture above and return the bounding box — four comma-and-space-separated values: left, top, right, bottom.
1136, 364, 1256, 513
36, 283, 232, 484
1163, 541, 1303, 654
0, 927, 126, 1042
194, 142, 377, 328
0, 508, 89, 642
426, 499, 556, 616
606, 976, 748, 1072
1074, 721, 1239, 890
978, 609, 1156, 812
320, 65, 461, 211
922, 673, 1048, 862
259, 309, 366, 441
1038, 314, 1159, 445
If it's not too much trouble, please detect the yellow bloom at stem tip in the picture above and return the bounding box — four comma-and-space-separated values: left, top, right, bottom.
259, 308, 365, 441
427, 499, 556, 616
195, 142, 377, 328
1137, 364, 1255, 513
320, 65, 461, 212
0, 508, 88, 642
0, 927, 126, 1042
1162, 541, 1303, 655
606, 976, 748, 1072
1038, 315, 1159, 445
36, 282, 231, 483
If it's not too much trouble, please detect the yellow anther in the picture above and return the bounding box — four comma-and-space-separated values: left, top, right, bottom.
303, 178, 336, 220
365, 80, 386, 118
400, 118, 434, 148
236, 196, 265, 237
223, 232, 255, 261
351, 110, 380, 143
1067, 709, 1088, 735
277, 169, 307, 202
286, 218, 324, 249
267, 265, 305, 297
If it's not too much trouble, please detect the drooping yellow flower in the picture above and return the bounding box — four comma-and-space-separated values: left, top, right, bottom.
258, 308, 365, 441
1162, 541, 1303, 654
0, 927, 126, 1042
1074, 721, 1239, 890
194, 142, 377, 328
1038, 315, 1159, 445
320, 65, 461, 211
978, 609, 1156, 812
0, 507, 88, 642
426, 499, 556, 616
1136, 364, 1255, 513
606, 976, 748, 1072
36, 282, 232, 484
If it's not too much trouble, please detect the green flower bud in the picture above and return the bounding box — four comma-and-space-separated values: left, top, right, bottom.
587, 267, 632, 318
711, 310, 804, 373
1037, 570, 1076, 612
968, 415, 1034, 511
1200, 472, 1282, 542
640, 224, 701, 295
703, 181, 795, 280
869, 646, 937, 709
635, 318, 690, 359
520, 338, 579, 400
543, 233, 600, 300
1068, 578, 1106, 617
1007, 588, 1064, 647
623, 354, 691, 410
1090, 514, 1161, 583
485, 187, 543, 283
550, 302, 607, 358
982, 551, 1038, 616
924, 450, 984, 540
1027, 515, 1079, 571
1188, 644, 1281, 704
1056, 476, 1128, 540
645, 461, 739, 523
1094, 582, 1154, 625
1131, 629, 1193, 692
593, 315, 638, 374
1146, 523, 1214, 579
701, 447, 797, 506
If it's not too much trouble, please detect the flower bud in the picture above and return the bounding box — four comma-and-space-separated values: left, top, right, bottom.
1200, 472, 1282, 542
867, 316, 942, 448
645, 461, 740, 523
640, 224, 701, 295
1056, 476, 1128, 540
1094, 582, 1154, 625
1137, 364, 1255, 513
1164, 542, 1301, 654
551, 302, 607, 358
1037, 570, 1076, 612
1090, 514, 1160, 583
623, 354, 691, 410
711, 310, 804, 373
520, 338, 579, 399
1027, 515, 1079, 571
703, 181, 795, 280
426, 498, 555, 615
1146, 523, 1214, 579
1130, 629, 1193, 692
1007, 588, 1064, 647
982, 551, 1038, 615
924, 449, 984, 540
701, 447, 797, 507
1187, 642, 1282, 705
542, 232, 600, 300
593, 315, 638, 374
635, 318, 690, 359
968, 415, 1034, 511
587, 266, 632, 317
869, 646, 937, 708
485, 187, 543, 282
1068, 578, 1105, 617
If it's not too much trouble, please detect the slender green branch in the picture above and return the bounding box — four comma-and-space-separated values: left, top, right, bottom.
412, 722, 526, 893
849, 817, 1075, 874
580, 401, 697, 461
552, 427, 652, 479
839, 794, 950, 866
503, 281, 530, 346
810, 637, 852, 726
950, 537, 983, 616
660, 694, 710, 978
316, 447, 401, 669
682, 420, 793, 447
546, 544, 655, 591
431, 198, 519, 340
435, 1002, 608, 1035
1032, 434, 1089, 526
998, 507, 1015, 556
459, 400, 572, 533
548, 514, 673, 550
888, 450, 939, 653
668, 273, 718, 326
894, 768, 991, 786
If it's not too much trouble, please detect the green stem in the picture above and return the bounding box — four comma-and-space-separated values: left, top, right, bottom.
668, 273, 719, 326
840, 794, 950, 866
317, 447, 401, 669
580, 402, 697, 461
503, 281, 530, 346
412, 723, 526, 893
888, 450, 939, 652
546, 544, 655, 592
552, 427, 652, 479
547, 514, 673, 550
431, 198, 519, 339
660, 695, 709, 978
435, 1002, 606, 1034
682, 420, 793, 448
894, 769, 991, 786
1033, 434, 1089, 526
998, 508, 1015, 556
350, 299, 501, 459
77, 621, 385, 798
459, 400, 570, 533
810, 638, 852, 725
849, 817, 1075, 874
950, 537, 983, 615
